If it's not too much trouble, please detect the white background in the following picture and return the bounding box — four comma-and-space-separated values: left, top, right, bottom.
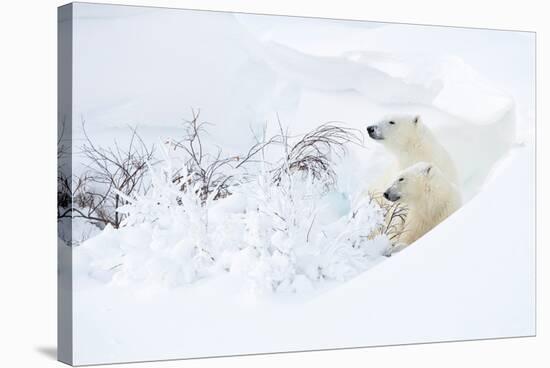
0, 0, 546, 367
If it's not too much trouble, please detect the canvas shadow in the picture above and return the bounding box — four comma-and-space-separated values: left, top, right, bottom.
36, 346, 57, 360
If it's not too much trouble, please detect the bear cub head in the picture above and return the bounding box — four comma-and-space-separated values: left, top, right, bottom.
383, 161, 438, 203
366, 114, 422, 148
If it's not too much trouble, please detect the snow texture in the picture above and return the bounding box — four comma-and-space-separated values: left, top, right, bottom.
65, 3, 535, 365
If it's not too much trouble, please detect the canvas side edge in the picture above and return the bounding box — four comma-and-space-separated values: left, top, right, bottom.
58, 3, 74, 366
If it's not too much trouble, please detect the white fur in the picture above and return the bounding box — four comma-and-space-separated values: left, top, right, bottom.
384, 162, 461, 247
368, 114, 459, 186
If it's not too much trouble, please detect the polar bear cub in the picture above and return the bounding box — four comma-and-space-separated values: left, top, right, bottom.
383, 162, 461, 248
367, 114, 459, 185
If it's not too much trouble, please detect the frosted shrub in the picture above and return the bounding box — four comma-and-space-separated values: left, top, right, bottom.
316, 196, 390, 282
79, 115, 391, 293
239, 169, 322, 293
230, 123, 390, 293
114, 145, 217, 286
239, 166, 390, 293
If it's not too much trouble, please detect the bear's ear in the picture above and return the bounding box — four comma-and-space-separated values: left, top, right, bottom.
413, 115, 421, 124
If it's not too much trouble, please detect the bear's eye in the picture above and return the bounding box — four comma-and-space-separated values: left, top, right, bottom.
389, 121, 395, 125
399, 177, 404, 182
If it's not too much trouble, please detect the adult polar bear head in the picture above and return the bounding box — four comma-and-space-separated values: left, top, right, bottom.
367, 114, 422, 149
367, 114, 459, 186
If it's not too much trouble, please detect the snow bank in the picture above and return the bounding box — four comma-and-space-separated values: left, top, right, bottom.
73, 145, 534, 365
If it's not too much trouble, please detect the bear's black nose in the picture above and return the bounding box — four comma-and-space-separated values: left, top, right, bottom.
367, 126, 375, 134
383, 191, 389, 200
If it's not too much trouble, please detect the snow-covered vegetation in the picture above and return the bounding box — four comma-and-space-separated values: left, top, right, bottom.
70, 112, 392, 293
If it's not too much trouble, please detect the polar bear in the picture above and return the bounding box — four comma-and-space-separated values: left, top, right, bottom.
383, 162, 461, 249
367, 114, 459, 186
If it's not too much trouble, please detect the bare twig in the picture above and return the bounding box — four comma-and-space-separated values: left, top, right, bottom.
370, 191, 408, 242
64, 120, 155, 228
271, 122, 364, 190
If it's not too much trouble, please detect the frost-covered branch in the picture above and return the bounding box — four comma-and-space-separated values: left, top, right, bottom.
271, 122, 364, 190
73, 120, 155, 228
168, 110, 240, 201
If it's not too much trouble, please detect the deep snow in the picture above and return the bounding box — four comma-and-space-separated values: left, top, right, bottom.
63, 3, 535, 365
72, 146, 534, 365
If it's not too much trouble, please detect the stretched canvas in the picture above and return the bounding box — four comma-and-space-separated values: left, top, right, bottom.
58, 2, 536, 366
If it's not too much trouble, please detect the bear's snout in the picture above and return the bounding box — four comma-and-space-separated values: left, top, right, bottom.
366, 125, 383, 140
383, 190, 400, 202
